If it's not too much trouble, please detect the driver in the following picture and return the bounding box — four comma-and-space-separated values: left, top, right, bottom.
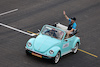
45, 28, 57, 38
63, 11, 77, 38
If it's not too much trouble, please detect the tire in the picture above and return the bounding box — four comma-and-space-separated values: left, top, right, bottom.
73, 43, 79, 54
26, 50, 31, 55
53, 52, 61, 64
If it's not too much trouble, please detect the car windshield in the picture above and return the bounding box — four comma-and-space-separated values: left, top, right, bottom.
41, 25, 64, 40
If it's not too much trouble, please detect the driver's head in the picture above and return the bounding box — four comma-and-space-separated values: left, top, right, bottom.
71, 17, 76, 23
52, 28, 55, 30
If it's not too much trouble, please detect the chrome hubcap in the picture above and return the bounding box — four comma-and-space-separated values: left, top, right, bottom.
74, 43, 78, 53
55, 53, 60, 63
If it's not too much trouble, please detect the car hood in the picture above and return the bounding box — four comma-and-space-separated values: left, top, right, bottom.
33, 34, 61, 53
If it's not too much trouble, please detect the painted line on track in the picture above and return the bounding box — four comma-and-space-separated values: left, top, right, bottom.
0, 23, 36, 36
78, 49, 98, 58
0, 9, 18, 16
27, 31, 38, 35
0, 23, 98, 58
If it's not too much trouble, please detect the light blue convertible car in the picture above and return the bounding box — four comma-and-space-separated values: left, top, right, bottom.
25, 23, 80, 63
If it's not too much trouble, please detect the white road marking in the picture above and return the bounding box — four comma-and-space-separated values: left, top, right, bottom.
0, 9, 18, 16
0, 23, 36, 36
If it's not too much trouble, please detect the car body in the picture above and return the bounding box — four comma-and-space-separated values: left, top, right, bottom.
25, 23, 80, 63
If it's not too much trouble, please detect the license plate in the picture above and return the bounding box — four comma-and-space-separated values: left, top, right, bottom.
31, 52, 42, 58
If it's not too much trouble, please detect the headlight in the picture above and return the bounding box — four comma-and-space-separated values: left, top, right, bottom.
28, 42, 32, 47
49, 50, 54, 54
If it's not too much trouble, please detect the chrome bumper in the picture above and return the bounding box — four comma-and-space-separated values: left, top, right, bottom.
25, 47, 53, 59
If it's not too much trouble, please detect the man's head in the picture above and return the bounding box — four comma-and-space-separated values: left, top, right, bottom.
71, 17, 76, 23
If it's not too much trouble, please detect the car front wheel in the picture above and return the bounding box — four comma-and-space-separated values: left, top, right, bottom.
53, 52, 61, 64
26, 50, 31, 55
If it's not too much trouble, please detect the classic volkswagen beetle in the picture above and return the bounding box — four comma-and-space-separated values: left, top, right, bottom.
25, 23, 80, 63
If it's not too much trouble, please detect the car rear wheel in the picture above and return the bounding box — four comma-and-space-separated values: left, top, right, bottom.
73, 43, 78, 54
53, 52, 60, 64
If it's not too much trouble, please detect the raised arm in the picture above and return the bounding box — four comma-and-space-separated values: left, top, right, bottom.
63, 11, 69, 20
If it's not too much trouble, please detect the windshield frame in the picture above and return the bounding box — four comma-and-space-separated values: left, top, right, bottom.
40, 25, 66, 40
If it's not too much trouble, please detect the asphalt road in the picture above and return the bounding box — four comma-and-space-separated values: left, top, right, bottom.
0, 0, 100, 67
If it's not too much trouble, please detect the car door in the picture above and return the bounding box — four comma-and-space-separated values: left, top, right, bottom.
61, 38, 72, 54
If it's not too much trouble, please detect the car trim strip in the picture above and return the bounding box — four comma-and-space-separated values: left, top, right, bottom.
61, 50, 72, 56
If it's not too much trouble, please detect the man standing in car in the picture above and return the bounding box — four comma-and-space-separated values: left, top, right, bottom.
63, 11, 77, 38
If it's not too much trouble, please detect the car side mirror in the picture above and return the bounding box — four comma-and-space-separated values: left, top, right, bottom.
38, 29, 40, 32
37, 29, 40, 35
